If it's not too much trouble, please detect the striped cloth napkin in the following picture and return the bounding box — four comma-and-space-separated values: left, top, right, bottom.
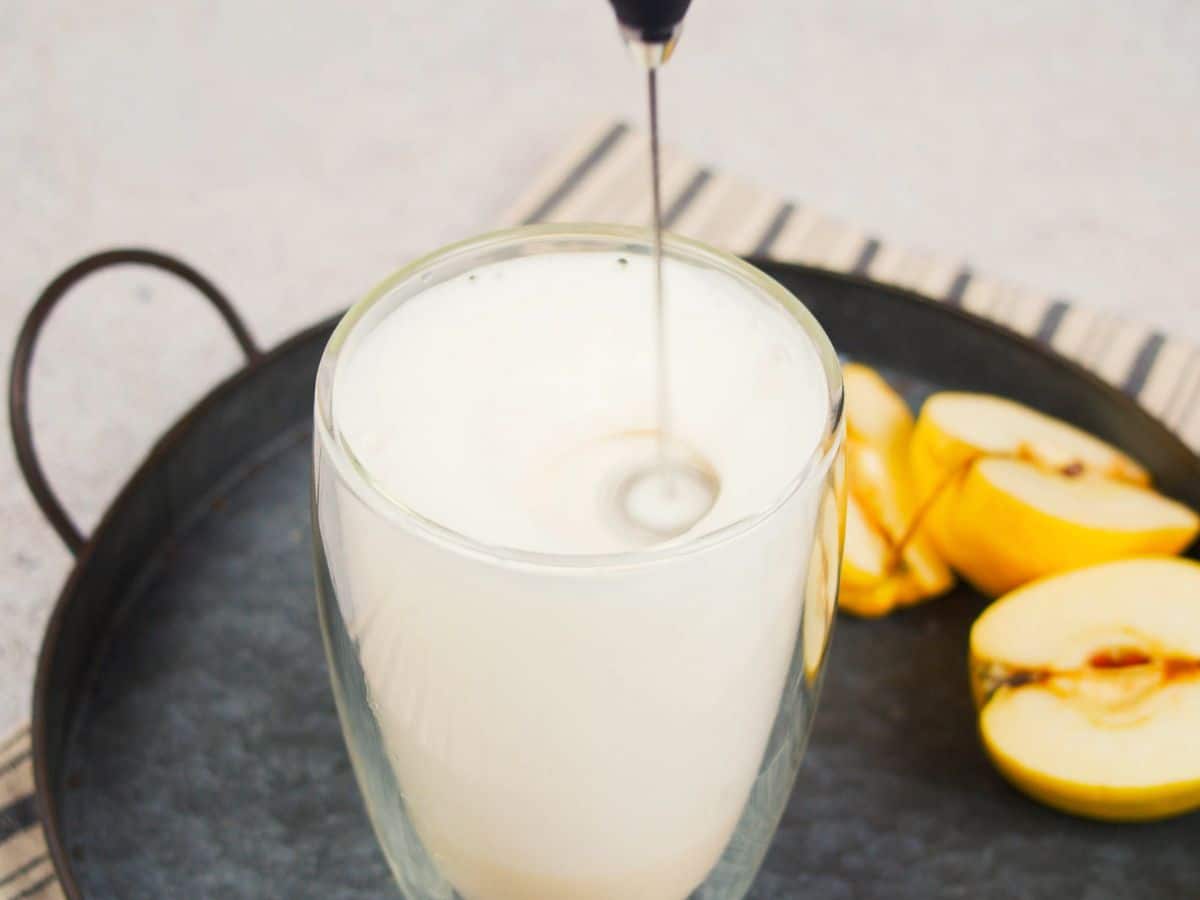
0, 728, 58, 900
504, 119, 1200, 451
2, 117, 1197, 899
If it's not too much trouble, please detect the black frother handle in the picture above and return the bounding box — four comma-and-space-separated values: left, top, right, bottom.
608, 0, 693, 42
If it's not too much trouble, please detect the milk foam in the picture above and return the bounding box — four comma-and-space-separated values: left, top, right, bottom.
334, 251, 827, 554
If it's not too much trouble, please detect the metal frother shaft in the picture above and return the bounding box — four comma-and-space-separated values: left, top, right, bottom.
602, 0, 720, 543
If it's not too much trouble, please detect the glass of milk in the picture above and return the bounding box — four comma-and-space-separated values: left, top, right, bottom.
313, 225, 844, 900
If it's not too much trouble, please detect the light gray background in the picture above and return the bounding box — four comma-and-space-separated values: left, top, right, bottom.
3, 0, 1198, 735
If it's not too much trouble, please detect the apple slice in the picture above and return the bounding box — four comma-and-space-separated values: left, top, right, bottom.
911, 392, 1197, 595
842, 489, 890, 583
912, 392, 1148, 487
838, 365, 954, 617
841, 482, 954, 618
944, 457, 1198, 595
844, 363, 912, 451
970, 557, 1200, 821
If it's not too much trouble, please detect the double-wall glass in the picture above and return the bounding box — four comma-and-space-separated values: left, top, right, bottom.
313, 226, 845, 900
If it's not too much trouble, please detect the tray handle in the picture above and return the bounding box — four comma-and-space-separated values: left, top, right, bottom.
9, 248, 262, 555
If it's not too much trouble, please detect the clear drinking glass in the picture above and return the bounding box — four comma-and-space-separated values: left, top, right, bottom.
313, 225, 845, 900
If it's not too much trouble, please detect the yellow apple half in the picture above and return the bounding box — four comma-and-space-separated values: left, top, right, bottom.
970, 557, 1200, 822
838, 364, 954, 617
911, 392, 1197, 595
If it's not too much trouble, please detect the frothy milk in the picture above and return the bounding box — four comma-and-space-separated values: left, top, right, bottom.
334, 252, 824, 552
322, 249, 831, 899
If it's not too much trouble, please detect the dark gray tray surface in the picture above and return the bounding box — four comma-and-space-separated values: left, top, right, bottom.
51, 263, 1200, 898
62, 428, 390, 898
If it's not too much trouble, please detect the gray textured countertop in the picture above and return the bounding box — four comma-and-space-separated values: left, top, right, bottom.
3, 0, 1198, 735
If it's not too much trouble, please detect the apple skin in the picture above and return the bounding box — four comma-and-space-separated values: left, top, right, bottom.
979, 717, 1200, 822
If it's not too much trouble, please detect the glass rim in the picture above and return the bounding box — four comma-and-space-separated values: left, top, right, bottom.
314, 223, 845, 571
